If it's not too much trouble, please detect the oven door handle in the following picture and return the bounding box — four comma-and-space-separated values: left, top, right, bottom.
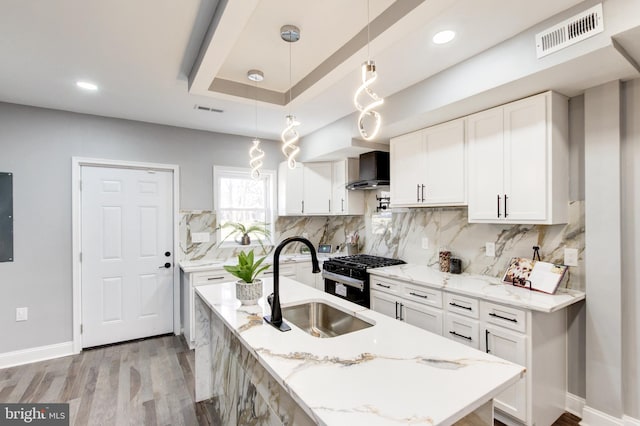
322, 271, 365, 291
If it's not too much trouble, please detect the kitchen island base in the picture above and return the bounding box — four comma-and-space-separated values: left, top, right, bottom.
195, 295, 496, 426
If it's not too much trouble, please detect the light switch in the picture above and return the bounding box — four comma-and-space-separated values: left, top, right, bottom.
16, 307, 28, 321
191, 232, 210, 243
485, 242, 496, 257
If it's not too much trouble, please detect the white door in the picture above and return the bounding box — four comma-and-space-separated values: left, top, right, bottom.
390, 131, 424, 206
81, 166, 174, 347
467, 107, 505, 221
503, 94, 548, 221
303, 162, 332, 214
424, 119, 466, 205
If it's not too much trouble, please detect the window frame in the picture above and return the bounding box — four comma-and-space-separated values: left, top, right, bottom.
213, 165, 276, 248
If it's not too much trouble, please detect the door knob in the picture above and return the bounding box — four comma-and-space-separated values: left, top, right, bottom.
159, 262, 172, 269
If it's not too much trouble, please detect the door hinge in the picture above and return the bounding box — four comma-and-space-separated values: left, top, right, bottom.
79, 180, 82, 191
80, 324, 83, 334
79, 252, 82, 262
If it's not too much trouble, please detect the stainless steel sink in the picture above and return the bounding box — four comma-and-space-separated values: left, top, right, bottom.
282, 301, 373, 338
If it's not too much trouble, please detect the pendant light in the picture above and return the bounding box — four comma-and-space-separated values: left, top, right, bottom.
280, 25, 301, 169
247, 69, 265, 180
354, 0, 383, 141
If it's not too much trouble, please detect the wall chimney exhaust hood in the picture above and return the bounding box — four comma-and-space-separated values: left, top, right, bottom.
346, 151, 390, 190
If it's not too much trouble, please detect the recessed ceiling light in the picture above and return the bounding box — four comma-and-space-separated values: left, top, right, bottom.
76, 81, 98, 91
247, 69, 264, 82
432, 30, 456, 45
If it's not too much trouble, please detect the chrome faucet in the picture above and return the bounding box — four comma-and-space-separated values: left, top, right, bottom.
264, 236, 321, 332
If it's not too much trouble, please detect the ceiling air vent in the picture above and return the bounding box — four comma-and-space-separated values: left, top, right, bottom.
193, 105, 224, 113
535, 3, 604, 59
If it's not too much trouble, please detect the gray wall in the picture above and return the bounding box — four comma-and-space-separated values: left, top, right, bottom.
0, 102, 282, 353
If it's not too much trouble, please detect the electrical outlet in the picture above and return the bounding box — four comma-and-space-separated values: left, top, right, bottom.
16, 307, 28, 322
564, 248, 579, 266
485, 242, 496, 257
421, 237, 429, 250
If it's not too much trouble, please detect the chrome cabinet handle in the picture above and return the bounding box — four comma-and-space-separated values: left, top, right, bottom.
328, 199, 331, 211
409, 292, 428, 299
489, 312, 517, 323
449, 302, 472, 311
301, 200, 304, 214
449, 331, 472, 341
341, 198, 344, 212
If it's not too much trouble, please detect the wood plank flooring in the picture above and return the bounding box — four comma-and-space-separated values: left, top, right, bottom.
0, 335, 582, 426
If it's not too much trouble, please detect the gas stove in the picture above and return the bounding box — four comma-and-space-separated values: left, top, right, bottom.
323, 254, 405, 308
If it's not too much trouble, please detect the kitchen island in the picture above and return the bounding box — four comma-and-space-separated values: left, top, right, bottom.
194, 277, 525, 425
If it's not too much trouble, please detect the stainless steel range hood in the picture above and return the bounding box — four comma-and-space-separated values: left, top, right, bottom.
346, 151, 390, 190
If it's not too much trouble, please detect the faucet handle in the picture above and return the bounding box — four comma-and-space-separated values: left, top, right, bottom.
267, 293, 274, 309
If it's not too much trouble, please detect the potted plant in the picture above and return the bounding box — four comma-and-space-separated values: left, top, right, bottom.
220, 221, 271, 246
224, 250, 270, 305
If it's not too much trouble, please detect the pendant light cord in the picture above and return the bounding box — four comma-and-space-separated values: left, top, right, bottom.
367, 0, 371, 59
288, 40, 293, 114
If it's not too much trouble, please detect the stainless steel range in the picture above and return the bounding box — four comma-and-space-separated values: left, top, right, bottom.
322, 254, 405, 308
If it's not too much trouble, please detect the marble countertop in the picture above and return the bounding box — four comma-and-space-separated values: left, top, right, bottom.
368, 264, 585, 313
180, 254, 333, 273
195, 278, 524, 425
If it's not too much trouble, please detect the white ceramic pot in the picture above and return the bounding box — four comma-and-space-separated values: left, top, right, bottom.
235, 279, 263, 305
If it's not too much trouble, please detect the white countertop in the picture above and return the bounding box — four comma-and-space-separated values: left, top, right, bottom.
195, 277, 524, 426
180, 253, 332, 273
368, 264, 585, 313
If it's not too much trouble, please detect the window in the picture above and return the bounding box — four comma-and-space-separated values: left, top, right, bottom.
213, 166, 275, 246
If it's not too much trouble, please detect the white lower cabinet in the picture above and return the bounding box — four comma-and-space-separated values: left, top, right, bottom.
481, 323, 527, 422
368, 274, 569, 426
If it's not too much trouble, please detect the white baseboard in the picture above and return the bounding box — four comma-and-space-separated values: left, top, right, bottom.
624, 415, 640, 426
566, 392, 586, 418
582, 406, 624, 426
0, 341, 74, 369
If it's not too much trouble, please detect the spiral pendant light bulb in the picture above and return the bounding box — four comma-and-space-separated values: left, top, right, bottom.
249, 138, 265, 180
280, 114, 300, 169
354, 60, 384, 140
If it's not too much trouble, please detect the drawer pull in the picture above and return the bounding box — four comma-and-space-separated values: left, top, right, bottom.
449, 302, 472, 311
409, 292, 428, 299
489, 312, 518, 323
207, 276, 224, 281
376, 283, 391, 289
449, 331, 472, 341
485, 329, 490, 353
263, 271, 273, 275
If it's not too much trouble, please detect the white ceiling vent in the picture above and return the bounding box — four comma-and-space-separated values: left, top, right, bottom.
535, 3, 604, 59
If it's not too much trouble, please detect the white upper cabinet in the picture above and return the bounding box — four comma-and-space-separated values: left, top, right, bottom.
303, 162, 332, 215
278, 160, 364, 216
467, 91, 569, 224
332, 159, 364, 215
278, 161, 304, 215
390, 118, 466, 207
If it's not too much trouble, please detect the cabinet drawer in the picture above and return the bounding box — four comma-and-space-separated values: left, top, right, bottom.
481, 301, 527, 333
194, 271, 233, 285
261, 264, 296, 278
444, 313, 480, 349
403, 283, 442, 308
402, 301, 443, 335
370, 276, 401, 296
445, 293, 479, 318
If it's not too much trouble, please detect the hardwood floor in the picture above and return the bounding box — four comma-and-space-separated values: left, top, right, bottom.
0, 335, 583, 426
0, 335, 207, 426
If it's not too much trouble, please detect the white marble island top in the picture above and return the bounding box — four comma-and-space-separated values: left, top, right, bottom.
195, 277, 525, 425
369, 264, 585, 313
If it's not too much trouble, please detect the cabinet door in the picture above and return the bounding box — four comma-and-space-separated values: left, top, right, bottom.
370, 290, 400, 320
390, 131, 425, 206
481, 325, 527, 422
467, 108, 504, 221
402, 300, 443, 335
303, 163, 332, 214
423, 120, 466, 205
332, 160, 347, 214
503, 94, 548, 222
278, 161, 304, 215
444, 312, 480, 349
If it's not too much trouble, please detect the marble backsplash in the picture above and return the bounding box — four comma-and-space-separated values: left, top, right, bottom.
179, 210, 365, 261
363, 192, 586, 291
180, 194, 585, 291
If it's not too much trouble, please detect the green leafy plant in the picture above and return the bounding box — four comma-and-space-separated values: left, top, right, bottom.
220, 221, 271, 244
223, 250, 270, 283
